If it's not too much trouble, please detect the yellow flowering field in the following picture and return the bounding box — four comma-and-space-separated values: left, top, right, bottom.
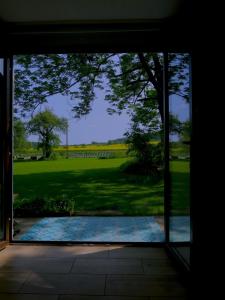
54, 141, 159, 152
54, 143, 128, 151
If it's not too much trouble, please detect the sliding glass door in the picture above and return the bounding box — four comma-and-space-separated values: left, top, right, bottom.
0, 52, 192, 251
167, 53, 192, 267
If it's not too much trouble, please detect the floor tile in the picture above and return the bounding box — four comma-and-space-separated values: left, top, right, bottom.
40, 246, 109, 258
150, 298, 188, 300
20, 273, 105, 295
0, 246, 46, 259
106, 275, 187, 297
109, 247, 167, 259
72, 258, 143, 274
0, 294, 58, 300
0, 257, 74, 273
59, 296, 149, 300
0, 272, 30, 293
0, 245, 188, 299
142, 259, 178, 275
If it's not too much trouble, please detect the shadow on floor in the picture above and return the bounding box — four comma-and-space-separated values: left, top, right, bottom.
0, 244, 189, 299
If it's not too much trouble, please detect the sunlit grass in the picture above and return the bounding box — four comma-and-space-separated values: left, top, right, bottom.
13, 158, 189, 216
13, 158, 164, 216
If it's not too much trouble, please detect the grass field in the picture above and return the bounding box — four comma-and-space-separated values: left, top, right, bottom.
170, 160, 190, 215
13, 158, 189, 216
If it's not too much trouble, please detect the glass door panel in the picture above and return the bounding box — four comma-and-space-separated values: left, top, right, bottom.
168, 53, 191, 243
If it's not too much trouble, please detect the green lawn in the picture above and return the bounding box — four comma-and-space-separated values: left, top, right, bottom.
13, 158, 189, 216
170, 160, 190, 215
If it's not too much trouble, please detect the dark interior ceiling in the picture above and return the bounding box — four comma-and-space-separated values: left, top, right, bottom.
0, 0, 185, 23
0, 0, 192, 54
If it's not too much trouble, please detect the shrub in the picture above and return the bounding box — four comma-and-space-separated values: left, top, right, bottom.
123, 130, 163, 177
49, 152, 61, 160
120, 158, 161, 177
47, 197, 68, 213
14, 197, 47, 217
14, 195, 76, 217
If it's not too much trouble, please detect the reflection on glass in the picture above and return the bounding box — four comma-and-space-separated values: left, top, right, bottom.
169, 53, 191, 242
0, 59, 3, 75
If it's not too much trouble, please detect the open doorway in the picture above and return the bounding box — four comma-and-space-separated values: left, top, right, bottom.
11, 52, 190, 243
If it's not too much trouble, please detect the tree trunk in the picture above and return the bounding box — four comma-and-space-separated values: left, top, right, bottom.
138, 53, 164, 123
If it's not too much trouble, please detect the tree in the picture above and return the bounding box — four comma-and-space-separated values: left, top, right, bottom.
28, 109, 68, 159
13, 118, 28, 154
14, 53, 189, 167
180, 120, 191, 143
14, 53, 189, 126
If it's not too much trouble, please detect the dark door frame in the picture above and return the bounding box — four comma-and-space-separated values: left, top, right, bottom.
0, 25, 193, 274
0, 56, 13, 248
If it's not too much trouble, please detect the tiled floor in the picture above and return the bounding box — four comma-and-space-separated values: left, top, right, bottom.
0, 245, 189, 299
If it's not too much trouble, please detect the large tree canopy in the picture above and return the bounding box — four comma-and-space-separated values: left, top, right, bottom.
14, 53, 189, 132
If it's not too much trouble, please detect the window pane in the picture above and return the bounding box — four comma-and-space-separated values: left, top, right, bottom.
12, 53, 165, 242
168, 53, 191, 242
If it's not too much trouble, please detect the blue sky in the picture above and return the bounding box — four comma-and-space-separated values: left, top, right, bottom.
28, 91, 189, 145
30, 88, 131, 145
170, 95, 190, 122
14, 54, 190, 145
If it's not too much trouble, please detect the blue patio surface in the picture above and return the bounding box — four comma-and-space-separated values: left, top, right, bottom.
18, 216, 190, 242
170, 216, 191, 242
19, 216, 165, 242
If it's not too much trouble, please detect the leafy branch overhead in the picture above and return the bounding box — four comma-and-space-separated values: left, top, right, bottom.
14, 53, 189, 128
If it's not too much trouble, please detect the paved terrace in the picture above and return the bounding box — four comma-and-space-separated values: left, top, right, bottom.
14, 216, 190, 242
0, 244, 188, 299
